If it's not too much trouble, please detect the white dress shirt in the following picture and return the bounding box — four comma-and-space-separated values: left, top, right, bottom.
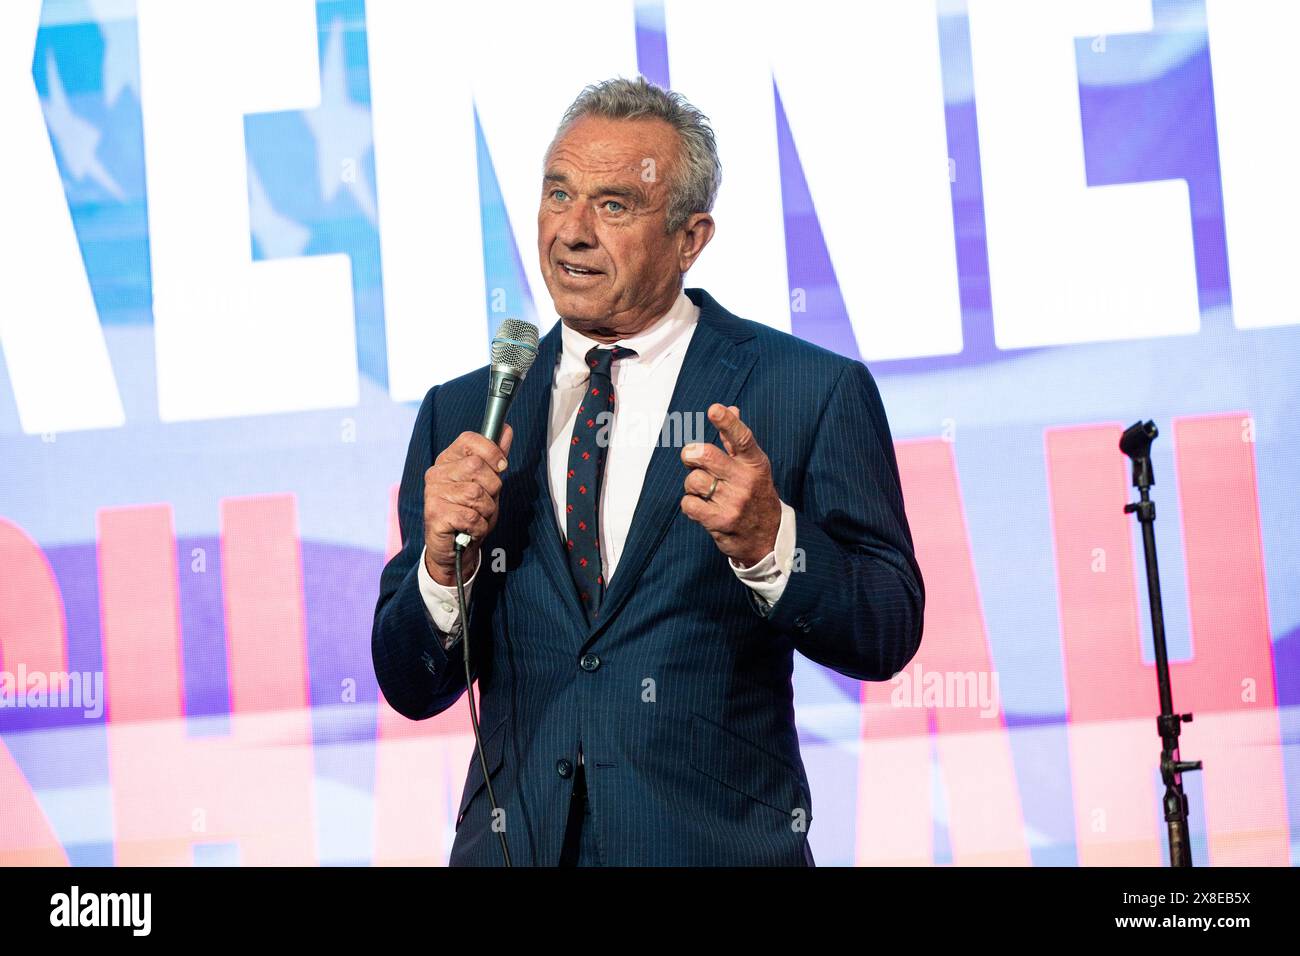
417, 291, 796, 645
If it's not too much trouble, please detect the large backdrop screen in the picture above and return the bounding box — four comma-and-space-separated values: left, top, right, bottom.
1, 0, 1296, 866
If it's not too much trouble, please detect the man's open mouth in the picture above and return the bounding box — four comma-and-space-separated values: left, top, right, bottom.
559, 262, 602, 278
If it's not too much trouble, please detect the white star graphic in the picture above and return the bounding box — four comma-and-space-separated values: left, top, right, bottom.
87, 0, 141, 106
248, 162, 311, 259
303, 18, 377, 222
42, 49, 125, 201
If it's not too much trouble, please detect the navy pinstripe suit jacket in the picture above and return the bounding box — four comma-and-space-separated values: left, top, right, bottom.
371, 287, 924, 866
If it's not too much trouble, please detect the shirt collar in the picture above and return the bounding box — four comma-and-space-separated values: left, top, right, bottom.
555, 291, 698, 388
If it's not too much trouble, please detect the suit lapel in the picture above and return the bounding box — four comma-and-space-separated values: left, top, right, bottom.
509, 290, 760, 641
584, 291, 758, 643
503, 320, 589, 625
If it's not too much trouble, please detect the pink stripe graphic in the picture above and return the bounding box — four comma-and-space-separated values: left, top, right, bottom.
99, 497, 317, 865
0, 519, 71, 865
856, 439, 1028, 865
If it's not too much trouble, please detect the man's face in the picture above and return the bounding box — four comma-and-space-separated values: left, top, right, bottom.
538, 114, 712, 341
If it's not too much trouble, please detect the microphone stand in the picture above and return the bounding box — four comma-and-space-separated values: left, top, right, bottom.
1119, 421, 1202, 867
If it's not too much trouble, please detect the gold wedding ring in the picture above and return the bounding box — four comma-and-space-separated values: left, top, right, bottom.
701, 475, 720, 502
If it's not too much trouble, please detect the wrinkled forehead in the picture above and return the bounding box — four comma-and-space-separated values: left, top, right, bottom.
543, 116, 679, 191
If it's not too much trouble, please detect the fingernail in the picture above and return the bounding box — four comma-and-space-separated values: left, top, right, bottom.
683, 444, 699, 458
497, 459, 507, 472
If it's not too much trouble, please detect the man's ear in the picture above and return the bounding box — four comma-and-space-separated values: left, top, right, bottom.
677, 213, 715, 273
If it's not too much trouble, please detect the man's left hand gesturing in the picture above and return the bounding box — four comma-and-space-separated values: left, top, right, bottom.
680, 403, 783, 568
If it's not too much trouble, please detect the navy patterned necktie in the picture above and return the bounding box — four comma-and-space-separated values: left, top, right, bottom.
565, 344, 637, 621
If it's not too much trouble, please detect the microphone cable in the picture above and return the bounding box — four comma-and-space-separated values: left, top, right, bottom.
455, 539, 512, 866
447, 316, 537, 868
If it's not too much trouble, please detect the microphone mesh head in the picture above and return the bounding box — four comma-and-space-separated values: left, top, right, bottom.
490, 319, 541, 377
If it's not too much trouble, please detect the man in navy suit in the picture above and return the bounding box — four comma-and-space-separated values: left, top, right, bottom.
372, 77, 923, 866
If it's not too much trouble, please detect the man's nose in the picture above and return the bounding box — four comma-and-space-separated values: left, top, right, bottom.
556, 199, 597, 248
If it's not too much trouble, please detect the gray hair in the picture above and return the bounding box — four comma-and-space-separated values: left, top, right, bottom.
549, 76, 721, 233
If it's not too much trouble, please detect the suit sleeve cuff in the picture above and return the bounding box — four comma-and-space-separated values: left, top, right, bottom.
729, 500, 796, 611
417, 546, 479, 649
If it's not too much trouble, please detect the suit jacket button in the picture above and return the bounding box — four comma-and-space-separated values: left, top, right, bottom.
556, 758, 574, 779
579, 653, 601, 672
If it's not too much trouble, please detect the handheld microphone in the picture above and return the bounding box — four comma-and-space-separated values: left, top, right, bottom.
452, 317, 539, 869
453, 318, 540, 549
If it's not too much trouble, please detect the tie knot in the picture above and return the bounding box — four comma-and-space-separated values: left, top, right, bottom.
585, 345, 637, 378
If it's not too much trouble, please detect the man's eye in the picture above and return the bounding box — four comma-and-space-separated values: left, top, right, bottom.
551, 189, 569, 201
604, 200, 625, 213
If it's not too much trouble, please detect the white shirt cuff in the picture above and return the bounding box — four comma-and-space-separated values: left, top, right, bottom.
729, 500, 796, 610
418, 545, 479, 649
